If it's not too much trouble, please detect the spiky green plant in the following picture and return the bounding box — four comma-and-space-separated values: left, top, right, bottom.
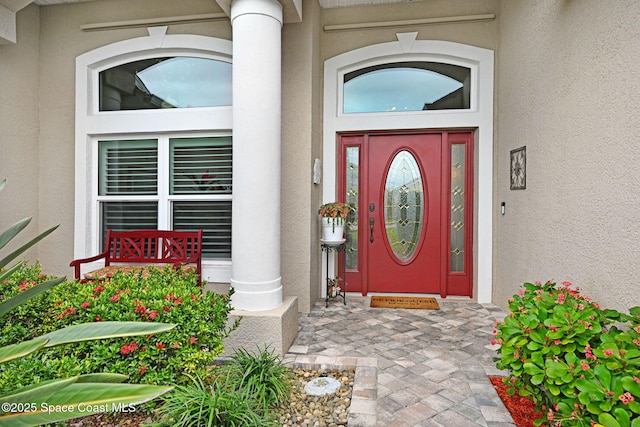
219, 346, 292, 410
151, 372, 274, 427
0, 178, 174, 426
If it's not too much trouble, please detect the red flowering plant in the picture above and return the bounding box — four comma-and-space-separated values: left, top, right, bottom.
0, 264, 238, 390
492, 281, 640, 427
0, 261, 57, 345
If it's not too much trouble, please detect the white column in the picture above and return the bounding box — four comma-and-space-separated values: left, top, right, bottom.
230, 0, 283, 311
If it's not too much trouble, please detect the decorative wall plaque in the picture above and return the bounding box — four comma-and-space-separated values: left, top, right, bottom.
510, 146, 526, 190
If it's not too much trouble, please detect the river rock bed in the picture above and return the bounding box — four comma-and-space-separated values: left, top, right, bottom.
275, 368, 355, 427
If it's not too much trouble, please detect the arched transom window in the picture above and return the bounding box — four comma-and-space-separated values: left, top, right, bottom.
100, 57, 232, 110
343, 61, 470, 113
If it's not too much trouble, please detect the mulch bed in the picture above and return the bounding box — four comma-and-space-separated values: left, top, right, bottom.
489, 376, 543, 427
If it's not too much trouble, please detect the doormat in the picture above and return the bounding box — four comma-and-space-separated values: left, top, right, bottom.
370, 296, 439, 310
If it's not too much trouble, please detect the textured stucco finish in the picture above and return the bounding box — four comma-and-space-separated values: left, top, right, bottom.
320, 0, 498, 59
281, 0, 322, 313
223, 296, 298, 357
0, 4, 40, 261
494, 0, 640, 312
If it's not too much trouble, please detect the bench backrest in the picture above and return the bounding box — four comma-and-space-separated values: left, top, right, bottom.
104, 229, 203, 266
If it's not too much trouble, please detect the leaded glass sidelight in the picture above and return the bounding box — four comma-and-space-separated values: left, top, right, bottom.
450, 144, 465, 272
384, 151, 423, 261
345, 147, 359, 270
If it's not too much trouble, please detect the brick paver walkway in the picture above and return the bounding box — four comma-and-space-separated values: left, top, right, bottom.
286, 296, 515, 427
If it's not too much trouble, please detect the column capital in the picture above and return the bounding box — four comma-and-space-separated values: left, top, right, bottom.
230, 0, 282, 26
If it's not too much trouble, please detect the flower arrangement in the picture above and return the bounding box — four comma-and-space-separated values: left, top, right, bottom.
327, 277, 343, 298
492, 280, 640, 427
319, 202, 352, 219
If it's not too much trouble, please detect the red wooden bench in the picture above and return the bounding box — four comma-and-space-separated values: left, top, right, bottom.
70, 229, 203, 285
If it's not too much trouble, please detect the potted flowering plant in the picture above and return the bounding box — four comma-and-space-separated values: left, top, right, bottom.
327, 277, 343, 298
318, 202, 352, 241
319, 202, 352, 220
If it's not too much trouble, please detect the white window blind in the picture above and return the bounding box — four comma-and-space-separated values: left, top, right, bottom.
99, 139, 158, 195
100, 201, 159, 248
170, 137, 232, 258
173, 201, 232, 258
97, 136, 232, 259
170, 137, 232, 195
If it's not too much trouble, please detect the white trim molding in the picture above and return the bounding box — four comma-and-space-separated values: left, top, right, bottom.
322, 34, 494, 303
323, 13, 496, 32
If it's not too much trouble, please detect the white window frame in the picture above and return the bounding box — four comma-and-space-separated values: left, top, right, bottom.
75, 29, 233, 282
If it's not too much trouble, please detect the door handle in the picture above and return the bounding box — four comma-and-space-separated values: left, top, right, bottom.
369, 217, 375, 243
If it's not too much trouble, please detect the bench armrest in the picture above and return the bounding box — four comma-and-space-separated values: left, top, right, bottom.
69, 251, 108, 280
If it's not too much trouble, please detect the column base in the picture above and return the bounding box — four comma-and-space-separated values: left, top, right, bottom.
230, 276, 283, 311
223, 296, 298, 357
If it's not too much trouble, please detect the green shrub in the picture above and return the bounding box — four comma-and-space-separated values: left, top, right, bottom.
0, 262, 57, 346
217, 346, 292, 410
0, 176, 173, 427
153, 347, 291, 427
152, 373, 275, 427
0, 265, 238, 390
493, 281, 640, 427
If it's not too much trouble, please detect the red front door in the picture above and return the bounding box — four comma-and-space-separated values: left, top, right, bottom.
338, 131, 474, 297
367, 133, 442, 293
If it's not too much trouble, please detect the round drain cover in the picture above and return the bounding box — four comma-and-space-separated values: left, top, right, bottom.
304, 376, 341, 396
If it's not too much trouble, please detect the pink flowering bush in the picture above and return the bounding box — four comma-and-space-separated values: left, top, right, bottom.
0, 264, 238, 390
493, 281, 640, 427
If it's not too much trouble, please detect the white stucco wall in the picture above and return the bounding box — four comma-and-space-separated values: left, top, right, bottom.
494, 0, 640, 312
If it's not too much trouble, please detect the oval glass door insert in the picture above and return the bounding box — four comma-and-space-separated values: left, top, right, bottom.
384, 150, 424, 261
